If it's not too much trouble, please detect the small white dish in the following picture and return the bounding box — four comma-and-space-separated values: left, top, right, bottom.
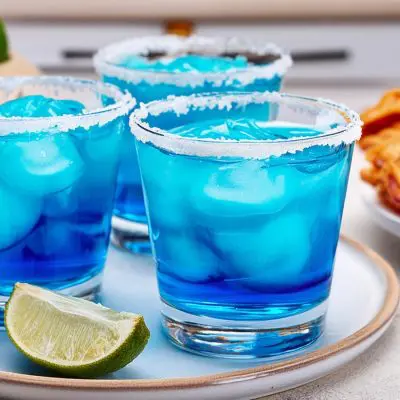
362, 183, 400, 238
0, 237, 398, 400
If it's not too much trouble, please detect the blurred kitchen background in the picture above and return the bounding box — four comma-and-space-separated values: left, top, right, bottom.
3, 0, 400, 112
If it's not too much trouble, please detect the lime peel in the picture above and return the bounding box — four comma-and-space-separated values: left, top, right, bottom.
5, 283, 150, 378
0, 20, 9, 63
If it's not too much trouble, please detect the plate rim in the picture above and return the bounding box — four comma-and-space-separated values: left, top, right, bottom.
0, 235, 398, 391
361, 182, 400, 225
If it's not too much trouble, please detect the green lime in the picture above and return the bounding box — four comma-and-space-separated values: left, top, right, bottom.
0, 20, 9, 63
5, 283, 150, 378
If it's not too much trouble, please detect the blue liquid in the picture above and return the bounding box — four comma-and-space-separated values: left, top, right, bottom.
0, 95, 121, 297
118, 54, 250, 72
102, 54, 283, 224
136, 119, 353, 321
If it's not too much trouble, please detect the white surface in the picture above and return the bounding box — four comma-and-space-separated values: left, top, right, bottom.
362, 183, 400, 239
0, 239, 394, 400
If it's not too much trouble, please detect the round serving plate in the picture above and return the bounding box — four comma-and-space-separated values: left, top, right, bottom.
0, 236, 398, 400
362, 183, 400, 238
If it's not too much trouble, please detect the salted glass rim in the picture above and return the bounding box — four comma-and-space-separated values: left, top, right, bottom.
0, 76, 136, 134
130, 91, 362, 159
93, 35, 292, 87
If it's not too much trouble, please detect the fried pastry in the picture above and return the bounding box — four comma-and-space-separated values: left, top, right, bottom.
360, 89, 400, 213
360, 139, 398, 187
361, 89, 400, 137
359, 123, 400, 150
379, 161, 400, 213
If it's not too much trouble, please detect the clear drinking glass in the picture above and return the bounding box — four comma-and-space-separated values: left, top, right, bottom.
130, 91, 361, 358
0, 76, 135, 326
94, 35, 292, 253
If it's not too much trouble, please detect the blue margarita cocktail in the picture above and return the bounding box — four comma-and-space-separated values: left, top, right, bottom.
94, 36, 292, 253
0, 77, 135, 325
130, 92, 361, 358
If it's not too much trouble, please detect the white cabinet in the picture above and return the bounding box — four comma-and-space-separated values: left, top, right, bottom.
199, 23, 400, 84
6, 22, 162, 72
5, 21, 400, 86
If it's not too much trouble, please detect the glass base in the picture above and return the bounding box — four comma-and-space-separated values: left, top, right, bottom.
0, 273, 102, 329
161, 302, 326, 359
111, 216, 151, 254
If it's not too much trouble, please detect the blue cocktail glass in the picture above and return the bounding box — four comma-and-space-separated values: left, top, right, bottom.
0, 76, 135, 326
94, 35, 292, 253
130, 91, 361, 358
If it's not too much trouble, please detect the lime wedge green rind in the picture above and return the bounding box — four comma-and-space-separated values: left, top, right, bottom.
0, 20, 9, 63
5, 283, 150, 378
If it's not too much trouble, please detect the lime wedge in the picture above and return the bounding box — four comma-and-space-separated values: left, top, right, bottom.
0, 20, 9, 63
5, 283, 150, 378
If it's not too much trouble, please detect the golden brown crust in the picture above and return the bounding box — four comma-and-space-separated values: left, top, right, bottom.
359, 124, 400, 150
361, 89, 400, 137
360, 89, 400, 214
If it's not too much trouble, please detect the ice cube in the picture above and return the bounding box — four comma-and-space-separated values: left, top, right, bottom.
78, 122, 121, 192
118, 55, 152, 70
213, 213, 310, 289
170, 119, 321, 141
75, 126, 120, 215
82, 123, 121, 164
296, 146, 350, 212
26, 217, 102, 259
191, 161, 300, 220
157, 55, 248, 73
0, 186, 41, 250
170, 119, 262, 140
26, 219, 72, 257
119, 54, 248, 73
0, 95, 85, 117
295, 145, 347, 175
26, 219, 101, 281
225, 120, 305, 140
145, 179, 188, 229
138, 144, 191, 229
157, 233, 220, 283
0, 134, 84, 196
43, 187, 78, 218
169, 119, 230, 139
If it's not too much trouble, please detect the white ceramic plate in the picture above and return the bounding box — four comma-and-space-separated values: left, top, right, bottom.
362, 183, 400, 238
0, 237, 398, 400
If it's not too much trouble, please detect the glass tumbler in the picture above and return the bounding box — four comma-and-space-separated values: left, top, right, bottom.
130, 91, 361, 358
94, 35, 292, 253
0, 76, 135, 326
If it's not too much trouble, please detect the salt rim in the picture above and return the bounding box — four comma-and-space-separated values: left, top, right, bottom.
0, 76, 136, 135
94, 35, 292, 88
130, 91, 362, 159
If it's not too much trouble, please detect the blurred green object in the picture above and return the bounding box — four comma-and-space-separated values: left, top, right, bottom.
0, 20, 9, 63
